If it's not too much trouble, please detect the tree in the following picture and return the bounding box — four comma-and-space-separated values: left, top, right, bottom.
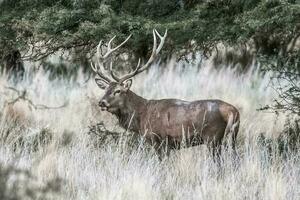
0, 0, 299, 113
0, 0, 299, 65
260, 51, 300, 116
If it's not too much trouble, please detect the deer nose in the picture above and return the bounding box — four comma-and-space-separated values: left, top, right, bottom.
99, 100, 109, 108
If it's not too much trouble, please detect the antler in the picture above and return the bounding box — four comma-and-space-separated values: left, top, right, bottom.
91, 29, 167, 84
118, 29, 167, 83
91, 34, 132, 83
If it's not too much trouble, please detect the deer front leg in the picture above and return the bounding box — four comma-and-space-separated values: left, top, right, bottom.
146, 133, 167, 161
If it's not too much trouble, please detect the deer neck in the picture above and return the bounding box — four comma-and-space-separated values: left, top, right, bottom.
115, 90, 147, 132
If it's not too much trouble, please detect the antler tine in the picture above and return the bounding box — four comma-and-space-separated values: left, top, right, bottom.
96, 40, 108, 69
154, 29, 167, 54
109, 61, 121, 82
96, 40, 104, 56
91, 40, 114, 83
135, 58, 142, 72
90, 62, 111, 83
142, 29, 158, 68
102, 34, 132, 58
119, 29, 167, 83
92, 34, 132, 83
112, 34, 132, 52
106, 34, 132, 82
107, 36, 116, 49
90, 61, 97, 72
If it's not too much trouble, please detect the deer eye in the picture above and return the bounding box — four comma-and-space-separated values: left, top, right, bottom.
113, 90, 121, 96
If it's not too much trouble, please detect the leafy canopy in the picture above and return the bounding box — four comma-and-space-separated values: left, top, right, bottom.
0, 0, 299, 62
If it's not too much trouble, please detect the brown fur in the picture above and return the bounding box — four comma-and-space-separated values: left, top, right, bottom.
98, 82, 240, 155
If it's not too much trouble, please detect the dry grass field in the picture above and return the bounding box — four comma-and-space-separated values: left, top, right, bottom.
0, 59, 299, 200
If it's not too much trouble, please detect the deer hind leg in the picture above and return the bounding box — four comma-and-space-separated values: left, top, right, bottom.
201, 127, 223, 162
206, 140, 223, 173
208, 141, 222, 161
153, 142, 163, 161
232, 119, 240, 166
224, 113, 240, 163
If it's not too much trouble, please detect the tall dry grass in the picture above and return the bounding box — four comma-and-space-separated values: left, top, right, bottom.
0, 59, 299, 200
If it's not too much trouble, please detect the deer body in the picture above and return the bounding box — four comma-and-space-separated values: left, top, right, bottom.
90, 29, 240, 156
109, 89, 239, 149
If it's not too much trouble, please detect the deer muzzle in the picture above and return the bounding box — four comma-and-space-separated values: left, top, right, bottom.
98, 100, 110, 111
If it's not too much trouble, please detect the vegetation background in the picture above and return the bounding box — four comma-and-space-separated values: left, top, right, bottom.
0, 0, 299, 199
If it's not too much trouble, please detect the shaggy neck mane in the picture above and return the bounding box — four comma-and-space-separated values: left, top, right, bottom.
114, 90, 147, 132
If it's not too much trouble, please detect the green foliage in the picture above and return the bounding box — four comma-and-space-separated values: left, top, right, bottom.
1, 0, 298, 115
0, 0, 299, 116
235, 1, 300, 54
259, 51, 300, 115
1, 0, 299, 63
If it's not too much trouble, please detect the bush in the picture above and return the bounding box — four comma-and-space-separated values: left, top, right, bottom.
257, 118, 300, 159
259, 51, 300, 115
0, 164, 61, 200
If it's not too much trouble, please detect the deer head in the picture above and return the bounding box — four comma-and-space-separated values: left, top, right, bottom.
91, 29, 167, 113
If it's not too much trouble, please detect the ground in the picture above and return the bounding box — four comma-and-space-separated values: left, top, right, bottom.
0, 58, 298, 200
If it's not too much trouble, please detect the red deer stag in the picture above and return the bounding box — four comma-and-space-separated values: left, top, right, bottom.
91, 29, 240, 158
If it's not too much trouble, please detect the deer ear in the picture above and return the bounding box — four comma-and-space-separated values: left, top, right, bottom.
95, 78, 108, 90
123, 79, 132, 91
